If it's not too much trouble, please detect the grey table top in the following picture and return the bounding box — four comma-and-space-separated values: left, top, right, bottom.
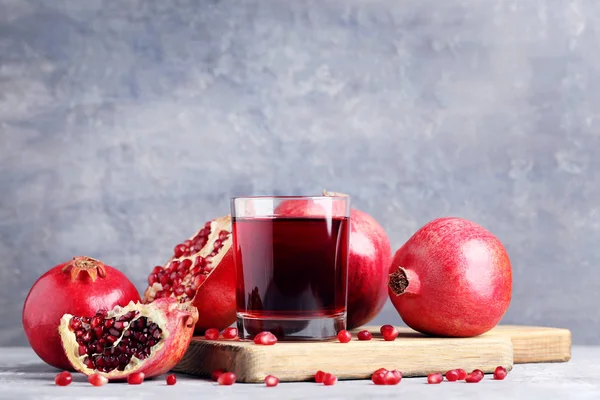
1, 346, 599, 399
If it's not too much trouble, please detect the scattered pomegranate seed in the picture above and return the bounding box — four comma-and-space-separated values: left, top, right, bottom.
337, 330, 352, 343
323, 373, 337, 386
54, 371, 72, 386
371, 370, 387, 385
465, 373, 483, 383
166, 374, 177, 385
357, 330, 372, 341
427, 373, 443, 384
315, 370, 326, 383
264, 375, 279, 387
127, 372, 145, 385
445, 369, 460, 382
205, 328, 220, 340
494, 366, 508, 380
384, 370, 402, 385
222, 327, 238, 339
455, 368, 467, 380
218, 372, 237, 385
254, 331, 278, 345
88, 373, 109, 386
211, 369, 225, 381
380, 325, 399, 341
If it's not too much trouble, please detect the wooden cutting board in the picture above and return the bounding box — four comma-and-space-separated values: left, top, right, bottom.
173, 325, 571, 383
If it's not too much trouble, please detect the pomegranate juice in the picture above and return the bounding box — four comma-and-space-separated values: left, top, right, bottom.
233, 216, 349, 340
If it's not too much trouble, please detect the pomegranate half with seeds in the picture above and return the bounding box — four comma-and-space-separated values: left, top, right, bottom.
58, 297, 198, 380
23, 256, 141, 370
143, 215, 236, 333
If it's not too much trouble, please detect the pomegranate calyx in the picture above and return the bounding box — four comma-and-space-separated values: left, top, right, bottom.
62, 256, 107, 282
388, 266, 420, 296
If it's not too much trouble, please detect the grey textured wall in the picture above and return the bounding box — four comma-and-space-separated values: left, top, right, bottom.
2, 0, 599, 346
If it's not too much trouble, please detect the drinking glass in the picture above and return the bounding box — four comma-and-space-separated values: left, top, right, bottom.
231, 195, 350, 341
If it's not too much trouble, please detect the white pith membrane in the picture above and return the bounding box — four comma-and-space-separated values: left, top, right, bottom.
58, 300, 175, 376
143, 215, 232, 303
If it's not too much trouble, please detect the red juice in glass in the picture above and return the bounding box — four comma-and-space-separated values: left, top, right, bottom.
231, 196, 350, 341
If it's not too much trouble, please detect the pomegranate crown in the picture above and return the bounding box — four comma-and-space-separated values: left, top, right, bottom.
62, 256, 107, 282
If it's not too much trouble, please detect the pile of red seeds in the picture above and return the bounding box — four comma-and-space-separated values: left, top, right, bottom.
147, 223, 230, 302
68, 310, 162, 373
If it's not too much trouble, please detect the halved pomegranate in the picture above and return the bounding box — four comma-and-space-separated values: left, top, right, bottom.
58, 298, 198, 380
143, 215, 236, 333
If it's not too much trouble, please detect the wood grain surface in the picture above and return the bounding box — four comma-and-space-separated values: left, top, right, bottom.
174, 325, 570, 383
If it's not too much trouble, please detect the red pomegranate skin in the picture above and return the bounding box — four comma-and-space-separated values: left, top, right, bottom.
388, 217, 512, 337
345, 208, 392, 329
274, 195, 392, 329
22, 258, 141, 370
192, 247, 237, 332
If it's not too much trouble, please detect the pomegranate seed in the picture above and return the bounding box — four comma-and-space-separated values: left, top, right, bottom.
384, 370, 402, 385
337, 329, 352, 343
184, 239, 193, 247
466, 373, 483, 383
184, 287, 196, 298
88, 373, 109, 386
427, 373, 443, 384
174, 244, 187, 258
166, 374, 177, 385
219, 231, 229, 240
445, 369, 460, 381
222, 327, 238, 339
180, 258, 193, 270
494, 366, 508, 380
159, 274, 169, 286
323, 373, 337, 386
194, 257, 206, 268
357, 330, 372, 341
127, 371, 145, 385
168, 260, 180, 271
254, 331, 278, 345
371, 370, 387, 385
218, 372, 237, 385
152, 265, 163, 274
211, 369, 225, 381
54, 371, 72, 386
264, 375, 279, 387
315, 370, 326, 383
380, 325, 399, 341
456, 368, 467, 380
68, 317, 81, 331
147, 273, 158, 285
472, 369, 484, 378
174, 285, 185, 296
205, 328, 220, 340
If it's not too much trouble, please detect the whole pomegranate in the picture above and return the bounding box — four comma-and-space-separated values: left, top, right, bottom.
143, 215, 237, 333
274, 190, 392, 329
59, 297, 198, 380
388, 217, 512, 337
22, 256, 141, 370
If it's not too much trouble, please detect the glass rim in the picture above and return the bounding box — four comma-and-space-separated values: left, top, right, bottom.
230, 195, 350, 200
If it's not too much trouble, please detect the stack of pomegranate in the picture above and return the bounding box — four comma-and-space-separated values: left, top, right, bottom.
22, 190, 512, 384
